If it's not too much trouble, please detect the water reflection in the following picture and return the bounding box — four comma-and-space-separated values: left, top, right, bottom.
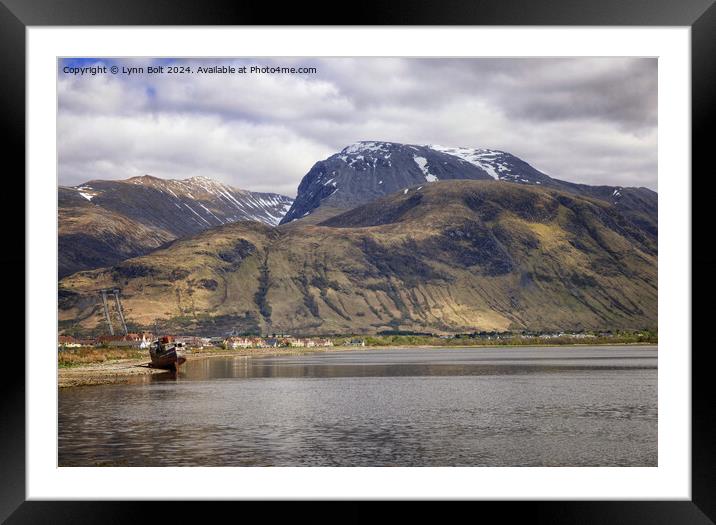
59, 346, 657, 467
151, 347, 657, 382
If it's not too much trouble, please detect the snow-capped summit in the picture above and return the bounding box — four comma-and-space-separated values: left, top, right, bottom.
72, 174, 294, 229
60, 175, 294, 274
280, 140, 657, 228
425, 145, 559, 186
59, 174, 295, 277
281, 141, 553, 224
340, 141, 395, 155
427, 145, 508, 180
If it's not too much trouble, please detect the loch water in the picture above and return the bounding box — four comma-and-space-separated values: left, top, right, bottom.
58, 346, 657, 467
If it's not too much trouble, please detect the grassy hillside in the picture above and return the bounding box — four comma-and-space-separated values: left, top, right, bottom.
59, 180, 657, 336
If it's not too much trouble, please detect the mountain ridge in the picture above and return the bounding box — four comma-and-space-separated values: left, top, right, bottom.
59, 180, 657, 336
58, 174, 294, 277
280, 141, 657, 236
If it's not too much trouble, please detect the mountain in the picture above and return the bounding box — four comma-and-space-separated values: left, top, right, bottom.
59, 180, 657, 336
58, 175, 294, 277
280, 142, 657, 235
281, 142, 493, 223
59, 188, 176, 279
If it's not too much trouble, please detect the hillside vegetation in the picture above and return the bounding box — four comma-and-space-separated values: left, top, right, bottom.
59, 180, 657, 336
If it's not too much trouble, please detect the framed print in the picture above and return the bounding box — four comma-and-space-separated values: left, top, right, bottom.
4, 0, 715, 521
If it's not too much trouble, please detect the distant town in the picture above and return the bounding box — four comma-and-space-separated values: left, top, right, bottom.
58, 329, 657, 352
58, 332, 353, 350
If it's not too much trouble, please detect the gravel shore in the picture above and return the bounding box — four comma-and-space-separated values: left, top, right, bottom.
58, 346, 365, 388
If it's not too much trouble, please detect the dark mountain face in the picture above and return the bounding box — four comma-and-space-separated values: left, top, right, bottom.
58, 175, 293, 278
60, 181, 657, 336
558, 182, 658, 239
280, 142, 495, 224
280, 142, 657, 237
58, 187, 176, 279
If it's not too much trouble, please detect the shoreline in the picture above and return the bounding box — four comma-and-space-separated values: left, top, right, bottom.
58, 345, 370, 388
58, 342, 657, 388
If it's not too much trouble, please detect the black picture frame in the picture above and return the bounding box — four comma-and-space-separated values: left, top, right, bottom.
3, 0, 714, 521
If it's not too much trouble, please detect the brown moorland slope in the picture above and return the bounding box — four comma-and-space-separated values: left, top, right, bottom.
59, 180, 657, 336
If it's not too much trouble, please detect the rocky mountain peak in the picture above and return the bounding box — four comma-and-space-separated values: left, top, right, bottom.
280, 142, 557, 224
59, 174, 294, 277
280, 141, 657, 229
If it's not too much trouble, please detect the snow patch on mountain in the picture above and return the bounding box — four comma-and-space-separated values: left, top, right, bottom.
75, 185, 98, 201
336, 142, 396, 171
413, 156, 439, 182
427, 145, 511, 180
343, 141, 392, 155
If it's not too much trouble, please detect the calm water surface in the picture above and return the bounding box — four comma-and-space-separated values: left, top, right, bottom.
58, 346, 657, 466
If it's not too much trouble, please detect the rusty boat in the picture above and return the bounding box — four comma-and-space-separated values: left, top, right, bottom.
149, 336, 187, 371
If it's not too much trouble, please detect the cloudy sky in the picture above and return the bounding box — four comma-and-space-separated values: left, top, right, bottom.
58, 57, 657, 195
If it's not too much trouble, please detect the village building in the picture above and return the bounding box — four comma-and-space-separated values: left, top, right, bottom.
303, 338, 334, 347
223, 336, 254, 349
219, 335, 335, 349
139, 333, 153, 348
58, 335, 83, 348
180, 336, 211, 349
223, 336, 270, 349
94, 333, 153, 348
209, 337, 225, 348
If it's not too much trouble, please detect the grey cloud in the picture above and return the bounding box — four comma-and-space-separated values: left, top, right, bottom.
58, 57, 657, 194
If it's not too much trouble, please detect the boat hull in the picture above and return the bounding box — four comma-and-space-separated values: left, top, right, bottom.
149, 347, 186, 371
